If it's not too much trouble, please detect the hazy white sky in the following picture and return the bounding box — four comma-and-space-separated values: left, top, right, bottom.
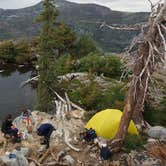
69, 0, 163, 12
0, 0, 42, 9
0, 0, 164, 12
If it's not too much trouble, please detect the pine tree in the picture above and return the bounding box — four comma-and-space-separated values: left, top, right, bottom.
52, 22, 77, 56
36, 0, 58, 112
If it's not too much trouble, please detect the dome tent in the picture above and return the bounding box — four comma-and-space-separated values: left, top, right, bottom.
85, 109, 138, 139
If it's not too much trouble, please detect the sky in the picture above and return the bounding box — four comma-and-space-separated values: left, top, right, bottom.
0, 0, 164, 12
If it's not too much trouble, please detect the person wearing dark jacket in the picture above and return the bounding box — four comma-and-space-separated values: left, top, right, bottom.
1, 114, 20, 142
37, 123, 55, 149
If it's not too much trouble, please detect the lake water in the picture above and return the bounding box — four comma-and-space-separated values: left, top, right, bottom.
0, 66, 36, 121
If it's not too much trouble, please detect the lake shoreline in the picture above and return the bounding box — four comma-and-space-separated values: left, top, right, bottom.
0, 66, 36, 121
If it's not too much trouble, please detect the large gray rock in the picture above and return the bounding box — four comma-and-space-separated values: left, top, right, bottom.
0, 154, 28, 166
147, 126, 166, 139
0, 147, 30, 166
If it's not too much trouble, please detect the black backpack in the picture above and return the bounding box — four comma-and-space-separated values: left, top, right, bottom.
100, 146, 111, 160
84, 128, 97, 142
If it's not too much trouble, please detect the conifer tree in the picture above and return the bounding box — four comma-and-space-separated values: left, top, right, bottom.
36, 0, 58, 112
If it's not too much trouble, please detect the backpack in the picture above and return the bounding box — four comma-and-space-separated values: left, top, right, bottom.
84, 128, 97, 142
100, 146, 111, 160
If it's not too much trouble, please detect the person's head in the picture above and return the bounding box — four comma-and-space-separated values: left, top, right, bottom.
5, 114, 12, 121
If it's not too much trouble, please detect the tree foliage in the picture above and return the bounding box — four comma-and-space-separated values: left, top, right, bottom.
72, 35, 99, 58
75, 53, 123, 78
0, 40, 16, 62
0, 40, 34, 64
52, 22, 77, 56
36, 0, 59, 112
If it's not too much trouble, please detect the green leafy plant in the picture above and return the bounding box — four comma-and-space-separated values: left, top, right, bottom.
144, 98, 166, 127
123, 134, 147, 153
75, 53, 123, 78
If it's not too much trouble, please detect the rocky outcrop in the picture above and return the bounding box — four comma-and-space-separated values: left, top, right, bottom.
0, 110, 166, 166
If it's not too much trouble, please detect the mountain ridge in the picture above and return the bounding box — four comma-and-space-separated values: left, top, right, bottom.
0, 0, 149, 52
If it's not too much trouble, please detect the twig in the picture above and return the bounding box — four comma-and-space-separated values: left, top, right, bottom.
39, 149, 50, 163
70, 101, 85, 112
27, 157, 41, 166
42, 162, 68, 166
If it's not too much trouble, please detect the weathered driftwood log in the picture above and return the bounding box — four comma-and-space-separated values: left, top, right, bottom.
20, 75, 39, 87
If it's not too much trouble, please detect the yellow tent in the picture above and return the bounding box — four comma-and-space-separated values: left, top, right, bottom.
85, 109, 138, 139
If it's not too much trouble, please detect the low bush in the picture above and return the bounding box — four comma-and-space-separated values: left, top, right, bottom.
68, 80, 125, 111
123, 134, 147, 153
144, 98, 166, 127
75, 53, 123, 78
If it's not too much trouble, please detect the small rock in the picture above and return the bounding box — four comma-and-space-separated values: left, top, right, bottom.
14, 147, 30, 157
110, 161, 120, 166
70, 110, 84, 119
147, 138, 157, 143
57, 149, 68, 161
29, 162, 36, 166
37, 145, 46, 152
89, 152, 96, 158
63, 155, 75, 166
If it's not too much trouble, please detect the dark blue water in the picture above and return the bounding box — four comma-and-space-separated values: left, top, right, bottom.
0, 67, 36, 121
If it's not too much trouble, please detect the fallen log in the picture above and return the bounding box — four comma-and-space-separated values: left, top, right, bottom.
20, 75, 39, 87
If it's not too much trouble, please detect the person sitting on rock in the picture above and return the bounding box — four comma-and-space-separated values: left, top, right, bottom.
1, 114, 21, 143
37, 123, 55, 149
20, 108, 34, 132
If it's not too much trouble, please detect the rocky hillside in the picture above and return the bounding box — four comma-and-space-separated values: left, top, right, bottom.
0, 110, 166, 165
0, 0, 149, 52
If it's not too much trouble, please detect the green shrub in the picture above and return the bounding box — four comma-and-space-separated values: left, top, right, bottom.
68, 80, 125, 111
55, 53, 123, 79
124, 134, 147, 153
83, 110, 97, 122
55, 55, 75, 75
0, 40, 16, 62
75, 53, 123, 78
144, 98, 166, 127
0, 39, 34, 64
72, 35, 99, 58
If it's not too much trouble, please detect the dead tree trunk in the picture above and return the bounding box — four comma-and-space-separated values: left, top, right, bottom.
109, 1, 166, 152
132, 2, 166, 128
